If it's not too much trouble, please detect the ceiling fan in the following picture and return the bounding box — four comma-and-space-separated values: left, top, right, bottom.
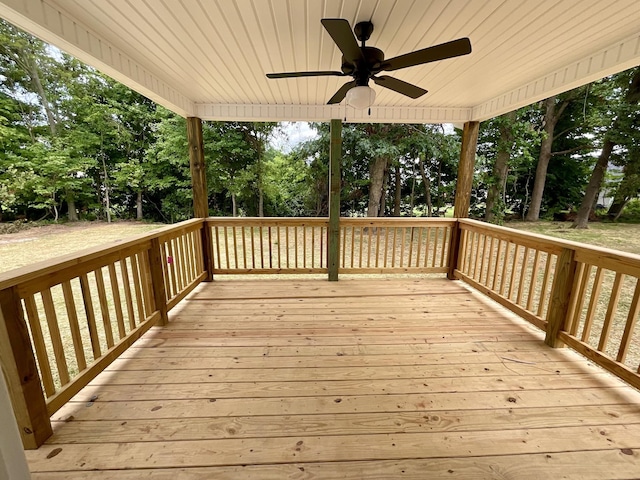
266, 18, 472, 109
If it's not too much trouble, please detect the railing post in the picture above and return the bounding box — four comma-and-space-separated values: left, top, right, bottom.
328, 119, 342, 281
148, 238, 169, 326
0, 287, 52, 449
447, 220, 462, 280
200, 219, 214, 282
545, 247, 578, 347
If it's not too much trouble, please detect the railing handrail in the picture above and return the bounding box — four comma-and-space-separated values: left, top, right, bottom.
459, 218, 640, 271
0, 218, 204, 291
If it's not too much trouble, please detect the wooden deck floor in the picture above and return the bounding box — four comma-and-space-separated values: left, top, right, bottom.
27, 277, 640, 479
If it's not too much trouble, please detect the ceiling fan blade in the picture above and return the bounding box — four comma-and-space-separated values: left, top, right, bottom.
267, 71, 346, 79
382, 37, 471, 72
372, 76, 427, 99
321, 18, 364, 64
327, 80, 357, 104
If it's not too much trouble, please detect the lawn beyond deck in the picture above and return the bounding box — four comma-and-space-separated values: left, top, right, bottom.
26, 277, 640, 479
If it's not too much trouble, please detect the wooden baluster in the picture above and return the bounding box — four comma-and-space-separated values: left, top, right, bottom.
526, 250, 541, 311
466, 231, 476, 276
119, 257, 137, 330
129, 255, 146, 323
232, 226, 239, 270
598, 272, 624, 352
424, 227, 431, 268
616, 278, 640, 364
259, 226, 265, 269
516, 247, 530, 306
268, 226, 273, 269
276, 226, 281, 269
491, 239, 503, 291
242, 227, 247, 269
303, 226, 307, 268
484, 236, 495, 285
432, 227, 440, 268
474, 234, 487, 281
400, 228, 406, 267
407, 227, 414, 268
177, 233, 188, 284
286, 227, 290, 268
107, 264, 126, 339
390, 227, 397, 268
0, 287, 52, 448
94, 267, 115, 348
40, 289, 70, 386
375, 226, 381, 268
569, 264, 590, 336
294, 226, 298, 268
79, 274, 101, 359
341, 226, 347, 269
581, 266, 604, 342
367, 225, 373, 268
440, 226, 449, 267
311, 226, 316, 268
23, 296, 55, 396
507, 244, 520, 300
166, 239, 178, 296
383, 226, 390, 268
137, 252, 155, 317
250, 227, 256, 269
61, 281, 86, 371
499, 242, 511, 296
359, 227, 364, 268
215, 227, 222, 270
415, 227, 422, 267
223, 227, 231, 271
536, 254, 554, 317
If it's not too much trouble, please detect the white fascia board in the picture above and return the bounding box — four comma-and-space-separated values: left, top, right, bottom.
195, 104, 472, 124
472, 32, 640, 121
0, 0, 194, 117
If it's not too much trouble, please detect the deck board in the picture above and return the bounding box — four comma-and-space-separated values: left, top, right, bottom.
27, 278, 640, 478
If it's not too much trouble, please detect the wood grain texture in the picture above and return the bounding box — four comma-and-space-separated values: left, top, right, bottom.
25, 278, 640, 476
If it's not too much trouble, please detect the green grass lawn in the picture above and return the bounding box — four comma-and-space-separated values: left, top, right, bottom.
0, 221, 162, 274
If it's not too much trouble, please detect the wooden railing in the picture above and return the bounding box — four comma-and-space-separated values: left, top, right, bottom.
455, 219, 640, 390
0, 219, 207, 448
3, 215, 640, 450
209, 218, 329, 274
339, 218, 455, 274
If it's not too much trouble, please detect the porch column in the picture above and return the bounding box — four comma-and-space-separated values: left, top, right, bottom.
453, 121, 480, 218
328, 119, 342, 281
186, 117, 213, 281
187, 117, 208, 218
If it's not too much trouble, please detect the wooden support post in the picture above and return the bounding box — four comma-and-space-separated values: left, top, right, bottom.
453, 121, 480, 218
187, 117, 209, 218
187, 117, 212, 281
545, 248, 578, 347
447, 221, 461, 280
328, 119, 342, 281
0, 287, 52, 449
148, 238, 169, 326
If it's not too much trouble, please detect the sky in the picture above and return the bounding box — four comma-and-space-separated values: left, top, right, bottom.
270, 122, 318, 153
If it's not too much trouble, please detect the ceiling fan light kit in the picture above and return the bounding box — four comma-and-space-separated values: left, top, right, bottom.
346, 85, 376, 109
266, 18, 471, 109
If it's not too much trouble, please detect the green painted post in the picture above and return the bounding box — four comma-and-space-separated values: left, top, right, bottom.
328, 119, 342, 281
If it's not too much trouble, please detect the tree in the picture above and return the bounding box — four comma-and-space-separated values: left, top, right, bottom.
573, 68, 640, 228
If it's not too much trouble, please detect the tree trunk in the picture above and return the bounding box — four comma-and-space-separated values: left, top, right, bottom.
25, 56, 57, 136
367, 156, 388, 217
66, 194, 78, 222
526, 97, 558, 221
231, 193, 237, 217
607, 197, 628, 221
393, 165, 402, 216
378, 165, 390, 217
136, 191, 143, 220
572, 140, 615, 228
418, 156, 432, 217
486, 110, 516, 222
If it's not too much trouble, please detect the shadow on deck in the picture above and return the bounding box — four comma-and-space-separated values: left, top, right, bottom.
26, 277, 640, 479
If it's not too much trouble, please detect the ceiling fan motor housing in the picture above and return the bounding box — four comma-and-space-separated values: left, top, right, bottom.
342, 47, 385, 85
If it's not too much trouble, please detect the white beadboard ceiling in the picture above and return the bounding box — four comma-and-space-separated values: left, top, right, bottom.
1, 0, 640, 123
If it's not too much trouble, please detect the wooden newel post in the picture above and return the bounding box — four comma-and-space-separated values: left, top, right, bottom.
187, 117, 213, 281
328, 119, 342, 281
545, 248, 578, 347
0, 287, 52, 449
148, 238, 169, 326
